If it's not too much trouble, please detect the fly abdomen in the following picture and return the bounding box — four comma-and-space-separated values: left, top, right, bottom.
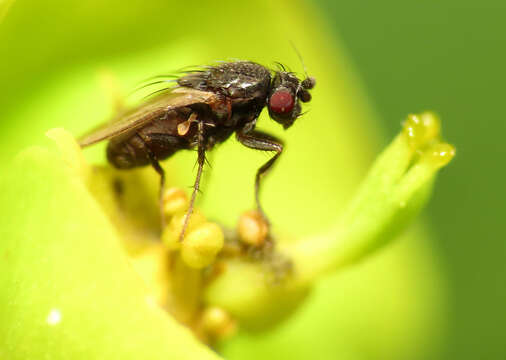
107, 130, 189, 169
107, 133, 151, 169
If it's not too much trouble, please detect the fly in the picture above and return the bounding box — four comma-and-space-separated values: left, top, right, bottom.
79, 61, 316, 241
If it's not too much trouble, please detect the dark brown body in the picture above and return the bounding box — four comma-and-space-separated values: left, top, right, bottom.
107, 62, 272, 170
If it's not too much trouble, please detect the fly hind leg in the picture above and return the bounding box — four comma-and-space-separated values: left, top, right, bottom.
135, 132, 186, 230
132, 133, 167, 229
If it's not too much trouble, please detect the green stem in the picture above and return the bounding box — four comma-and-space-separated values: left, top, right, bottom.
205, 113, 455, 328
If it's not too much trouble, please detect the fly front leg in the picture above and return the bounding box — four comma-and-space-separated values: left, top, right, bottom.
236, 130, 284, 228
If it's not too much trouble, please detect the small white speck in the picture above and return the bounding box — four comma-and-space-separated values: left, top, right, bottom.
46, 309, 62, 326
145, 295, 157, 308
399, 201, 406, 208
239, 81, 254, 89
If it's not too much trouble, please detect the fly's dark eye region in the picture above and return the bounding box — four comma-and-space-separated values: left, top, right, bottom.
269, 90, 295, 114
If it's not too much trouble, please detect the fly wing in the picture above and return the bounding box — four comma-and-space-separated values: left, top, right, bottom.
78, 88, 218, 147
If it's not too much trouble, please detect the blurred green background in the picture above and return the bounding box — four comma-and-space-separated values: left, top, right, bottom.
314, 1, 506, 358
0, 0, 504, 359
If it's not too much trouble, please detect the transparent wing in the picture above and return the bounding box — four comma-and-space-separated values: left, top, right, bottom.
78, 88, 218, 147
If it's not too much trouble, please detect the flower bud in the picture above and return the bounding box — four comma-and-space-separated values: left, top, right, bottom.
402, 111, 441, 150
422, 142, 456, 168
200, 306, 236, 340
162, 187, 188, 218
181, 222, 224, 268
162, 210, 206, 250
237, 210, 268, 247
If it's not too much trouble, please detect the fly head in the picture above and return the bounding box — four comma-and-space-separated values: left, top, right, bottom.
267, 71, 315, 129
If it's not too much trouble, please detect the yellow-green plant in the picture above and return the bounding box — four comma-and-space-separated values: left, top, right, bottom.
0, 1, 455, 359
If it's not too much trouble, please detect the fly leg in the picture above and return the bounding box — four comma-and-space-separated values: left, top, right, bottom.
180, 120, 207, 241
236, 130, 284, 229
151, 160, 167, 227
236, 130, 292, 278
135, 133, 166, 229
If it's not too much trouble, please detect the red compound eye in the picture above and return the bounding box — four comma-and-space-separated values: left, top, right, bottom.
269, 90, 294, 114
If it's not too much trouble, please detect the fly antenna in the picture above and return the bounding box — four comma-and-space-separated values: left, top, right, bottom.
290, 41, 309, 78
